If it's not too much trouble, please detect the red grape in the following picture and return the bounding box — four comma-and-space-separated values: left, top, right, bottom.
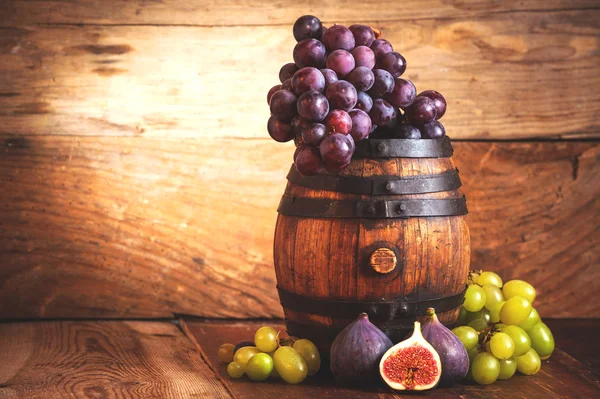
355, 91, 373, 113
294, 39, 327, 68
320, 68, 339, 89
381, 52, 406, 78
297, 91, 329, 122
267, 116, 294, 142
326, 81, 358, 111
369, 98, 397, 127
418, 90, 447, 119
326, 49, 355, 78
392, 124, 421, 139
295, 145, 326, 176
324, 109, 352, 135
385, 78, 416, 108
405, 96, 437, 125
281, 78, 292, 91
293, 15, 324, 42
348, 109, 372, 141
291, 67, 325, 95
347, 66, 375, 92
349, 25, 375, 47
370, 39, 393, 65
420, 120, 446, 138
270, 90, 298, 121
301, 122, 327, 145
291, 116, 311, 134
322, 25, 355, 52
279, 63, 299, 83
320, 133, 355, 167
267, 84, 282, 105
368, 69, 395, 98
351, 46, 376, 69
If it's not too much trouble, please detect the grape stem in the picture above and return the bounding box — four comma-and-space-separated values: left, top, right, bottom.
371, 26, 382, 39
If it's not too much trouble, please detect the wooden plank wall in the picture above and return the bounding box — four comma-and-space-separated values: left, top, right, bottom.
0, 1, 598, 319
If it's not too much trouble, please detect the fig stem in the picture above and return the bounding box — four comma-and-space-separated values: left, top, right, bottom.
426, 308, 436, 318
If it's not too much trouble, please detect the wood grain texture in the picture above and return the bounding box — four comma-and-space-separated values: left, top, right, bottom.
2, 0, 599, 26
0, 10, 598, 139
0, 321, 233, 399
185, 319, 600, 398
0, 136, 597, 319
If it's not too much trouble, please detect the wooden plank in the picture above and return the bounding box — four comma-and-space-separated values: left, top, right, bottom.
0, 321, 233, 398
0, 9, 599, 140
2, 0, 598, 26
183, 318, 600, 398
0, 137, 598, 319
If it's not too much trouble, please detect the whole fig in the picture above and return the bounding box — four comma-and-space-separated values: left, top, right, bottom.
330, 313, 393, 386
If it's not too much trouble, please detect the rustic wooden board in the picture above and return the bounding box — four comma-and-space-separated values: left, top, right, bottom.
2, 0, 599, 25
0, 136, 598, 319
0, 320, 233, 398
183, 319, 600, 399
0, 10, 598, 140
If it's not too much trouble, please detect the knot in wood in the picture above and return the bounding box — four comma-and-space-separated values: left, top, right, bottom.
370, 248, 397, 274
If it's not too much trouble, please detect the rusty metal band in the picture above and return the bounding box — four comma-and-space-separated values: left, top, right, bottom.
277, 196, 467, 218
277, 287, 466, 322
287, 166, 462, 195
353, 137, 454, 158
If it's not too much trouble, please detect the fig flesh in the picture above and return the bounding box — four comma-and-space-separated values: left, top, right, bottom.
379, 321, 442, 390
330, 313, 393, 386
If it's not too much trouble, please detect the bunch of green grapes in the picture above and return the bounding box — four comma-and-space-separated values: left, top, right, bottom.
452, 271, 555, 385
217, 326, 321, 384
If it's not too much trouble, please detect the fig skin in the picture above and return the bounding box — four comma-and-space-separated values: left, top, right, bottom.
330, 313, 393, 386
421, 308, 470, 386
379, 320, 442, 391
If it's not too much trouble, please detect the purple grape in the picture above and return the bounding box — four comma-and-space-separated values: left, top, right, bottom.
368, 69, 395, 98
324, 109, 352, 135
418, 90, 447, 119
405, 96, 437, 125
320, 26, 328, 40
293, 15, 324, 42
369, 98, 397, 127
420, 120, 446, 138
348, 109, 372, 142
291, 116, 311, 134
349, 25, 375, 47
351, 46, 376, 70
321, 25, 355, 52
301, 122, 327, 145
297, 91, 329, 122
320, 133, 355, 167
267, 84, 282, 105
381, 52, 407, 78
291, 67, 325, 95
267, 116, 294, 142
326, 81, 358, 111
270, 90, 298, 121
326, 49, 355, 78
295, 145, 326, 176
293, 39, 327, 68
279, 63, 299, 83
356, 91, 373, 113
347, 67, 375, 92
385, 78, 416, 108
370, 39, 393, 65
281, 78, 292, 91
320, 68, 339, 89
392, 124, 421, 139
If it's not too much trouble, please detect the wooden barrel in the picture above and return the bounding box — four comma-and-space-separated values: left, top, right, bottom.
273, 137, 470, 354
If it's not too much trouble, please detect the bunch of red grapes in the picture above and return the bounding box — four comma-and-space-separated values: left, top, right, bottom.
267, 15, 447, 176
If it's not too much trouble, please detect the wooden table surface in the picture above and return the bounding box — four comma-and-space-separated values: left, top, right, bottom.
0, 319, 598, 398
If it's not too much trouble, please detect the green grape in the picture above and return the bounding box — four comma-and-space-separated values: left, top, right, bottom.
501, 325, 531, 357
519, 307, 541, 332
254, 326, 279, 353
490, 301, 505, 323
498, 357, 517, 380
467, 308, 491, 324
503, 279, 536, 304
457, 306, 469, 326
528, 322, 555, 359
494, 323, 506, 330
465, 346, 480, 381
477, 271, 503, 288
217, 343, 235, 363
464, 285, 486, 312
273, 346, 308, 384
468, 318, 489, 333
499, 296, 532, 326
227, 362, 245, 378
482, 284, 505, 310
233, 346, 260, 371
516, 348, 541, 375
489, 332, 515, 359
452, 326, 479, 350
292, 339, 321, 375
471, 352, 500, 385
246, 353, 274, 381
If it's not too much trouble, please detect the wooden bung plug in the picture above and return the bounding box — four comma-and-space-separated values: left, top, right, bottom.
370, 248, 397, 274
